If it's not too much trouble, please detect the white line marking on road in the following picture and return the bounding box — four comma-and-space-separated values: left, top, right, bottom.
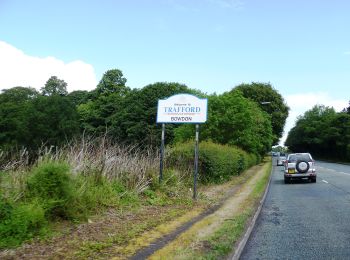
322, 180, 329, 184
338, 172, 350, 176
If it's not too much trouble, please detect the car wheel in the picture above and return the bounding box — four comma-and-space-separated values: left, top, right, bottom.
296, 160, 310, 173
311, 177, 316, 183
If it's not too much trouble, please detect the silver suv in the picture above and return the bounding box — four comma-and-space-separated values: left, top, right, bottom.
284, 153, 316, 183
277, 153, 287, 166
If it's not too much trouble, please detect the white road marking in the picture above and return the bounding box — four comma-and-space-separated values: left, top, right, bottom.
338, 172, 350, 176
322, 180, 329, 184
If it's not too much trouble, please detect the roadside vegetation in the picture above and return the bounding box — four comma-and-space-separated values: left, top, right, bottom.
0, 138, 160, 248
148, 158, 272, 259
0, 139, 262, 251
286, 104, 350, 162
0, 68, 289, 254
199, 160, 271, 259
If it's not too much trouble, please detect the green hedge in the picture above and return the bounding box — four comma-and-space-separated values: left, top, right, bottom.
167, 141, 259, 183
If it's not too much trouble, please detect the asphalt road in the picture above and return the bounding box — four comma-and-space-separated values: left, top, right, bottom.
240, 159, 350, 260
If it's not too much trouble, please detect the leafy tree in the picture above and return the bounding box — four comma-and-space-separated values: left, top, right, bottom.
26, 95, 80, 148
0, 87, 38, 150
175, 91, 273, 156
0, 86, 38, 102
78, 93, 124, 135
232, 82, 289, 145
271, 145, 289, 154
77, 69, 131, 136
0, 85, 79, 152
109, 82, 199, 147
329, 113, 350, 160
41, 76, 68, 96
96, 69, 129, 96
78, 74, 201, 147
285, 105, 346, 159
67, 90, 90, 106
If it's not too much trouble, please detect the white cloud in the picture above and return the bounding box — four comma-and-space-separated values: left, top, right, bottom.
0, 41, 97, 93
280, 92, 348, 145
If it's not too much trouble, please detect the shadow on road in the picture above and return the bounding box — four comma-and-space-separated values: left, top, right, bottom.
273, 178, 316, 185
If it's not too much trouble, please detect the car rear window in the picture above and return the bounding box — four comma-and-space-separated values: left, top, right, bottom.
288, 154, 312, 162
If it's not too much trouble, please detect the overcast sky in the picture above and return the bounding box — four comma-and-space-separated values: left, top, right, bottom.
0, 0, 349, 145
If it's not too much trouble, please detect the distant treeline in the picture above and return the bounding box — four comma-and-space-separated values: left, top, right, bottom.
286, 104, 350, 162
0, 69, 289, 158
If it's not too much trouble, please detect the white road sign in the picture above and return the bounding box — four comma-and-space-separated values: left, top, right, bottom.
157, 94, 208, 124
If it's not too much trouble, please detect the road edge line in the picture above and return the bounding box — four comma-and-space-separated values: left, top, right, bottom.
230, 162, 273, 260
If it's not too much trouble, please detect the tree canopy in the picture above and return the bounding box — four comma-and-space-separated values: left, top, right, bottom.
1, 70, 287, 160
285, 105, 350, 161
231, 82, 289, 145
0, 85, 78, 152
96, 69, 129, 96
41, 76, 68, 96
78, 81, 199, 147
175, 91, 273, 156
0, 87, 37, 150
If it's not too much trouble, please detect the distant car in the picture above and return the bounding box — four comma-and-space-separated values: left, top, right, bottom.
272, 152, 280, 157
284, 153, 316, 183
277, 154, 287, 166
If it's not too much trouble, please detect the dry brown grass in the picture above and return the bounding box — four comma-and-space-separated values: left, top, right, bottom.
0, 136, 160, 193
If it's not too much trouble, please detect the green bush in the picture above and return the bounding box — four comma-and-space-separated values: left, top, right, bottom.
0, 199, 47, 248
26, 161, 75, 219
168, 141, 258, 183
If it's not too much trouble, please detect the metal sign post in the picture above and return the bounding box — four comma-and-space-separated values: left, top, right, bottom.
156, 94, 207, 196
159, 123, 165, 183
193, 124, 199, 200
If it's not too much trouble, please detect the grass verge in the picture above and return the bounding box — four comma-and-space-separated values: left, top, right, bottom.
148, 158, 271, 259
200, 159, 271, 259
